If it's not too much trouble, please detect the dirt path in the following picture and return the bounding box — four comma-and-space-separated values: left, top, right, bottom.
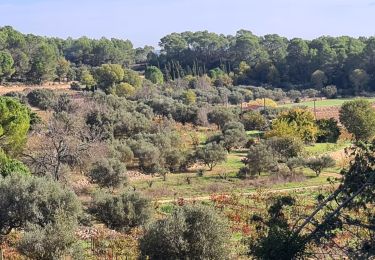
0, 83, 71, 95
156, 184, 335, 204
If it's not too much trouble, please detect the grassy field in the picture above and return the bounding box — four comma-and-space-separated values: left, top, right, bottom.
281, 97, 375, 108
131, 142, 346, 201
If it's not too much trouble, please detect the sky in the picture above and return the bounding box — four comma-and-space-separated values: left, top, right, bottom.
0, 0, 374, 47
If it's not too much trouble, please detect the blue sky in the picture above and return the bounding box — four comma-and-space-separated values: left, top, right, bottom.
0, 0, 374, 47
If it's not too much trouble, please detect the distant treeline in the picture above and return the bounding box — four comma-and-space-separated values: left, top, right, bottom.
1, 26, 375, 95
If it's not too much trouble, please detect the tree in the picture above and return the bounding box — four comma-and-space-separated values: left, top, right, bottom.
28, 43, 57, 84
311, 70, 327, 89
321, 85, 337, 98
0, 96, 30, 155
0, 51, 15, 82
183, 89, 196, 105
17, 212, 83, 260
316, 118, 340, 143
90, 191, 151, 232
339, 99, 375, 141
0, 174, 81, 236
195, 142, 227, 170
88, 158, 127, 189
145, 66, 164, 85
113, 82, 135, 97
80, 69, 96, 90
140, 205, 230, 260
207, 107, 236, 129
304, 155, 335, 176
95, 64, 124, 92
350, 69, 369, 94
0, 149, 29, 177
123, 68, 142, 88
241, 111, 267, 131
265, 136, 304, 160
250, 143, 375, 259
55, 57, 70, 83
221, 122, 247, 152
239, 143, 276, 178
266, 108, 318, 143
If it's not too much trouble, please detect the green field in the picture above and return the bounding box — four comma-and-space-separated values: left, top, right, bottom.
281, 97, 375, 108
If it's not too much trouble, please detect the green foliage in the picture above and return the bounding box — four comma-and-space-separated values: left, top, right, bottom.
88, 158, 127, 189
0, 149, 29, 177
80, 69, 96, 89
145, 66, 164, 85
95, 63, 124, 92
207, 107, 237, 129
239, 143, 276, 177
0, 50, 15, 81
195, 142, 227, 170
140, 205, 230, 260
183, 89, 197, 104
0, 174, 81, 235
0, 96, 30, 155
221, 122, 247, 152
267, 108, 318, 143
17, 212, 83, 260
112, 82, 135, 97
350, 69, 369, 94
321, 85, 337, 98
339, 99, 375, 141
56, 57, 70, 82
304, 155, 335, 176
27, 88, 57, 110
123, 68, 142, 88
90, 190, 151, 232
241, 110, 267, 131
249, 196, 307, 260
316, 118, 340, 143
265, 136, 304, 160
28, 43, 58, 83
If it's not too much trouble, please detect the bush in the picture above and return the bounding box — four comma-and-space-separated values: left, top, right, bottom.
27, 89, 57, 110
0, 174, 81, 236
265, 136, 304, 160
140, 205, 230, 260
316, 118, 340, 143
18, 212, 84, 260
90, 191, 151, 232
195, 143, 227, 170
88, 158, 127, 189
304, 155, 335, 176
0, 149, 30, 177
242, 111, 267, 131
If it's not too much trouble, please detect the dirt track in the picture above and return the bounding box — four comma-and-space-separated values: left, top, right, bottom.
156, 184, 335, 204
0, 83, 71, 95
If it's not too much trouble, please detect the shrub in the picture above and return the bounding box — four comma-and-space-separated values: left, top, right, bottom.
140, 205, 230, 260
26, 88, 57, 110
0, 174, 81, 236
18, 212, 84, 260
265, 136, 304, 160
195, 143, 227, 170
242, 111, 267, 131
88, 158, 127, 189
90, 191, 151, 232
304, 155, 335, 176
0, 149, 30, 177
339, 99, 375, 141
316, 118, 340, 143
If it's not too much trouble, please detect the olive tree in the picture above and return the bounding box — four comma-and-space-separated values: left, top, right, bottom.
339, 99, 375, 141
140, 205, 230, 260
89, 190, 151, 232
195, 143, 227, 170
